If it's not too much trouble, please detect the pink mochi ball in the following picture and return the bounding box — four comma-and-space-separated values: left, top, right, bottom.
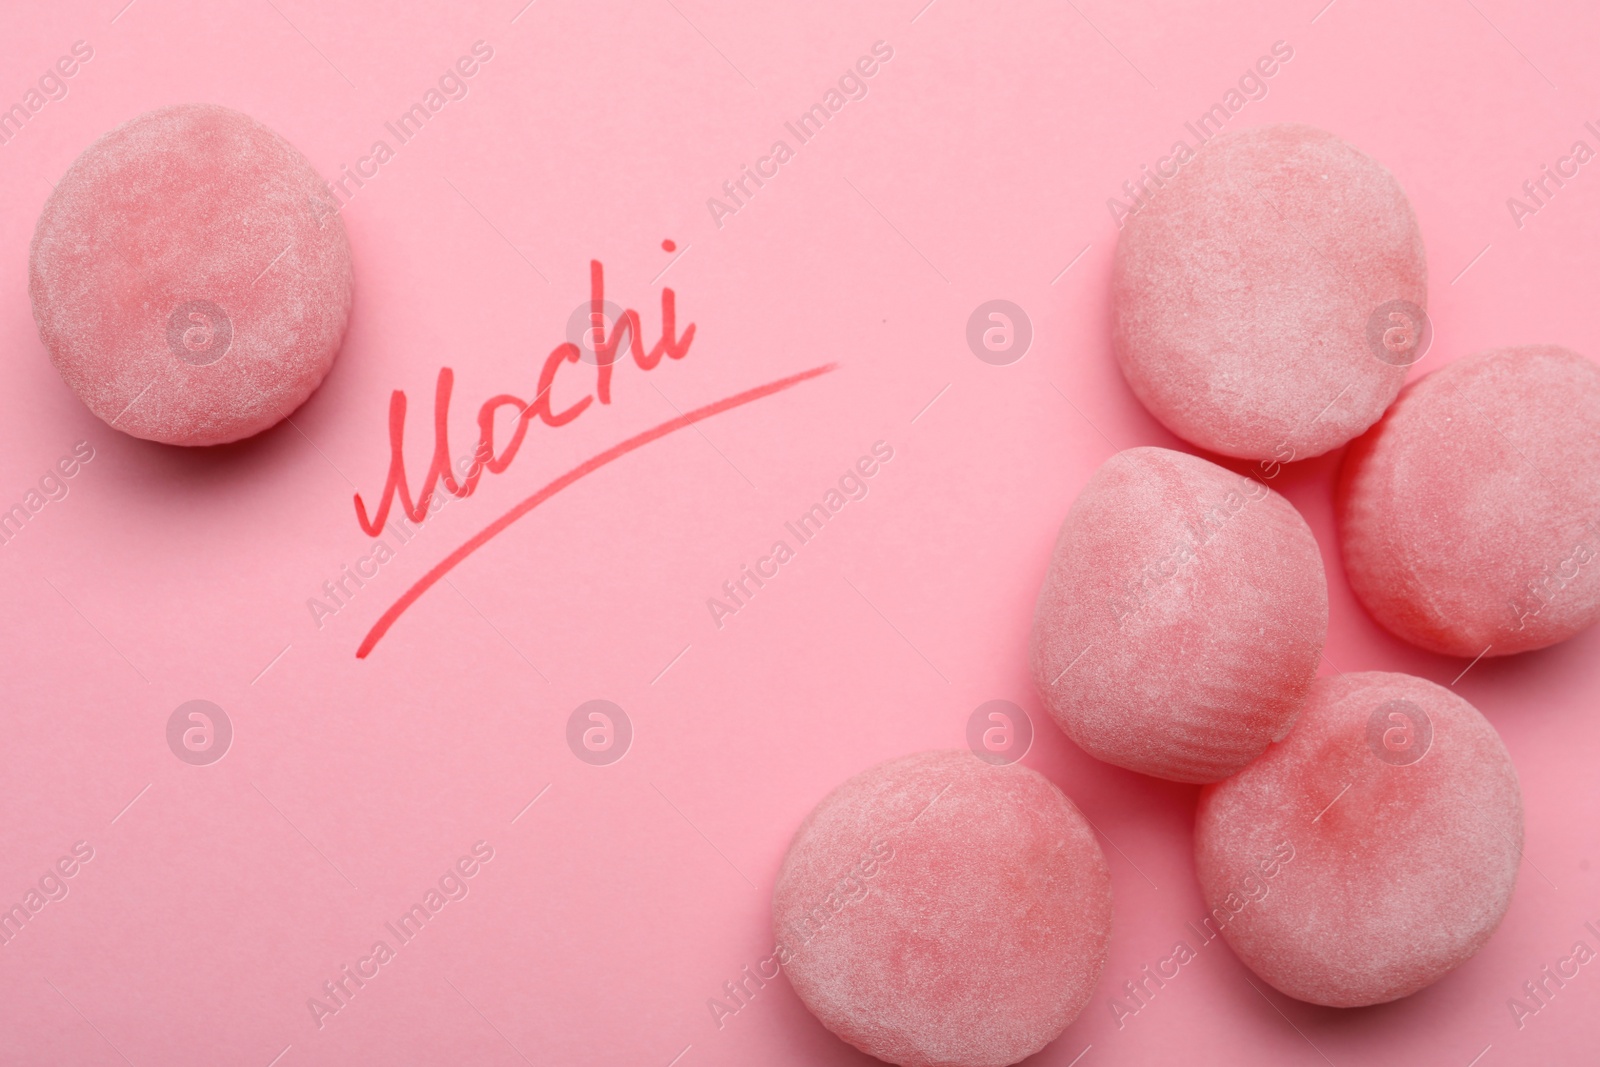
1112, 123, 1428, 462
31, 104, 352, 446
1339, 344, 1600, 657
1195, 671, 1523, 1007
772, 751, 1111, 1067
1029, 446, 1327, 783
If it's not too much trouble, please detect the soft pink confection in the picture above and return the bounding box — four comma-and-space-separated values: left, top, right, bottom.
1029, 446, 1327, 783
1195, 672, 1522, 1007
1339, 345, 1600, 657
31, 104, 352, 446
1112, 124, 1427, 461
772, 751, 1111, 1067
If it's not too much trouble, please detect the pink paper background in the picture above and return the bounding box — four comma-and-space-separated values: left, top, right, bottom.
1, 0, 1597, 1063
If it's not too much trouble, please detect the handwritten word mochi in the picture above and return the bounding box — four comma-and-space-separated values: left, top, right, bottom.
31, 104, 352, 446
1196, 672, 1522, 1007
772, 751, 1111, 1067
1029, 447, 1326, 783
1339, 345, 1600, 657
1112, 124, 1427, 461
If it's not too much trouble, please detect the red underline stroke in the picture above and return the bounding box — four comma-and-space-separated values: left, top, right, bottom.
355, 362, 838, 658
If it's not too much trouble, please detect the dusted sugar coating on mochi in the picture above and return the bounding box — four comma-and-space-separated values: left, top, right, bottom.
1029, 446, 1327, 783
1113, 124, 1427, 461
31, 104, 352, 446
1339, 345, 1600, 657
1196, 672, 1523, 1007
772, 751, 1111, 1067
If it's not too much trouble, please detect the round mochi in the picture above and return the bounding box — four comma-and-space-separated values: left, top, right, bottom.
1112, 123, 1427, 461
31, 104, 352, 446
1339, 345, 1600, 657
1029, 446, 1327, 783
1195, 672, 1522, 1007
772, 750, 1111, 1067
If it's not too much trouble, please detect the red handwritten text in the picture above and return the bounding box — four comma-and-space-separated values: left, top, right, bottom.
354, 260, 695, 535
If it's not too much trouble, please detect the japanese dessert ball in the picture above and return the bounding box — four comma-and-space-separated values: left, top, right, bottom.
1030, 447, 1327, 783
1112, 123, 1428, 462
31, 104, 352, 446
1339, 344, 1600, 657
1196, 672, 1523, 1007
773, 751, 1111, 1066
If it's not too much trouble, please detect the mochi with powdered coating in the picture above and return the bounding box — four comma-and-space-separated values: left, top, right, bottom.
1195, 671, 1523, 1007
1339, 344, 1600, 657
772, 750, 1111, 1067
30, 104, 352, 446
1112, 123, 1427, 461
1029, 446, 1327, 783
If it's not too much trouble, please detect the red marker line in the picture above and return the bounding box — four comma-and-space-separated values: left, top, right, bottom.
356, 362, 838, 659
